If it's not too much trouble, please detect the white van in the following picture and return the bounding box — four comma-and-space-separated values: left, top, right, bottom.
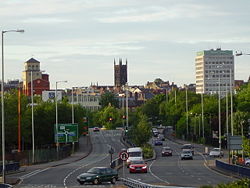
126, 147, 143, 167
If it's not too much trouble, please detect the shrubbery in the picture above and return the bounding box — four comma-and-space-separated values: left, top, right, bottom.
142, 143, 154, 159
200, 178, 250, 188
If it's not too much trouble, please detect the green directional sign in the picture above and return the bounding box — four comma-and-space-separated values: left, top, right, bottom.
54, 123, 78, 143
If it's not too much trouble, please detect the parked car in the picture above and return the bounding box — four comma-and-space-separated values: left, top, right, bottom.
209, 148, 224, 158
129, 160, 147, 173
161, 146, 172, 156
154, 139, 163, 146
180, 150, 193, 160
181, 144, 194, 155
93, 127, 100, 132
77, 167, 118, 185
244, 158, 250, 166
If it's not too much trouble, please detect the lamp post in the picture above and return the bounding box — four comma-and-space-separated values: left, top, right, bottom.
201, 93, 204, 139
185, 87, 189, 139
31, 70, 35, 164
218, 75, 222, 149
125, 83, 129, 130
55, 80, 67, 156
1, 29, 24, 183
71, 87, 75, 124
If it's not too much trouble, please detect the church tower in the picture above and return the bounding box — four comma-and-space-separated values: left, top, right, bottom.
114, 58, 127, 87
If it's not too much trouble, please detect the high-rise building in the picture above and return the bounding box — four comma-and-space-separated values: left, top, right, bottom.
114, 58, 127, 87
22, 58, 50, 96
195, 48, 234, 97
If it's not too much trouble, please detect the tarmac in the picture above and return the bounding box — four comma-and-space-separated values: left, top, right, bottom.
5, 135, 92, 185
5, 132, 244, 186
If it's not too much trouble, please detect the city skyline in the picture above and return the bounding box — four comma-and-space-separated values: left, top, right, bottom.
1, 0, 250, 89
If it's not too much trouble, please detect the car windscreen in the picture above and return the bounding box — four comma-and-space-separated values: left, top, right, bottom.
87, 168, 101, 174
129, 152, 142, 157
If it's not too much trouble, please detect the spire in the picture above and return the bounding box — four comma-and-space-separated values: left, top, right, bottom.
126, 58, 128, 65
114, 58, 116, 65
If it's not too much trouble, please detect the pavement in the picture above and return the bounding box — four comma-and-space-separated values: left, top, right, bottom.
5, 135, 92, 185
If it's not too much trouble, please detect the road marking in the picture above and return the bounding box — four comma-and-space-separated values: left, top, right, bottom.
18, 167, 50, 184
63, 145, 110, 188
148, 159, 170, 184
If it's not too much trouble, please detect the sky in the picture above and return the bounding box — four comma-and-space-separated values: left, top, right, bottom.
1, 0, 250, 89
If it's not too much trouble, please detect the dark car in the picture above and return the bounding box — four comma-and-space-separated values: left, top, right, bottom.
154, 139, 163, 146
77, 167, 118, 185
161, 146, 172, 156
93, 127, 100, 132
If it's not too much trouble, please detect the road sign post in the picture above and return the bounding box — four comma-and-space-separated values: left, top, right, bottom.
119, 151, 129, 178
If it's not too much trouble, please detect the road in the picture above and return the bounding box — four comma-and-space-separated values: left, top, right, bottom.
12, 129, 125, 188
120, 136, 237, 187
10, 129, 237, 188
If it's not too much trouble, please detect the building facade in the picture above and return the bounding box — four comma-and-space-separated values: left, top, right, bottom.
195, 48, 234, 97
114, 58, 127, 88
22, 58, 50, 96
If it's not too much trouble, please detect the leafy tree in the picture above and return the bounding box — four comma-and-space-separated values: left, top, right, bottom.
131, 113, 151, 146
99, 92, 119, 108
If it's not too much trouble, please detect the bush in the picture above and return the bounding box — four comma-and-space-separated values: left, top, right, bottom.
142, 143, 154, 159
200, 178, 250, 188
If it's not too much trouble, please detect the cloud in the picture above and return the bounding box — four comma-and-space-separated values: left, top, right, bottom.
22, 17, 73, 24
96, 4, 228, 23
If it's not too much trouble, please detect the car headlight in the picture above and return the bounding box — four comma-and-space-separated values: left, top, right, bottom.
142, 166, 147, 169
130, 166, 135, 169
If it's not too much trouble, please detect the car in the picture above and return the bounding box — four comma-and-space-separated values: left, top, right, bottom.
157, 134, 165, 141
245, 158, 250, 166
93, 127, 100, 132
154, 139, 163, 146
161, 146, 172, 156
180, 150, 193, 160
209, 148, 224, 158
181, 144, 194, 155
77, 167, 118, 185
129, 160, 147, 173
152, 128, 159, 137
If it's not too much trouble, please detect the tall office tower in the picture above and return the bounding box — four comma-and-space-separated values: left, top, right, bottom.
114, 58, 127, 87
195, 48, 234, 97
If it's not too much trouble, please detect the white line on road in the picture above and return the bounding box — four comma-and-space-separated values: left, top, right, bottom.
148, 159, 170, 184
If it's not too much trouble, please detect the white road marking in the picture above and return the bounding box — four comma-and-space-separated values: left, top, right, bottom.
148, 159, 170, 184
18, 167, 51, 184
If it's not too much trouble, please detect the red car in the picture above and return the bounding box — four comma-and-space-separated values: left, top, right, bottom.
93, 127, 100, 132
129, 160, 147, 173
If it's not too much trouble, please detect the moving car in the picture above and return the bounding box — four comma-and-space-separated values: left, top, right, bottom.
93, 127, 100, 132
129, 160, 147, 173
157, 134, 165, 141
245, 158, 250, 166
180, 150, 193, 160
181, 144, 194, 155
209, 148, 224, 158
77, 167, 118, 185
152, 128, 159, 137
126, 147, 143, 167
154, 139, 163, 146
161, 146, 172, 156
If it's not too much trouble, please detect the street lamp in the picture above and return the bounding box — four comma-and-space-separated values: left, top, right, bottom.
125, 83, 129, 130
1, 29, 24, 183
185, 86, 189, 139
71, 87, 75, 124
55, 80, 67, 156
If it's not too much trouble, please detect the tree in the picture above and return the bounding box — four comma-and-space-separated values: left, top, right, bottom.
131, 113, 152, 146
99, 92, 119, 108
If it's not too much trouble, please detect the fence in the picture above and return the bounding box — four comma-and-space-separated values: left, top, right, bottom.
5, 144, 73, 166
216, 160, 250, 178
0, 162, 20, 173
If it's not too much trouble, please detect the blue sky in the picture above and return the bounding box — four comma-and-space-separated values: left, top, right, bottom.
1, 0, 250, 89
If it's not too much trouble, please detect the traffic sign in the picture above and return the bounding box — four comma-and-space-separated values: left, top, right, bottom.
119, 151, 129, 161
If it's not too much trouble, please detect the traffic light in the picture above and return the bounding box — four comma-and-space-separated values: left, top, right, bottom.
109, 117, 113, 121
122, 115, 126, 119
